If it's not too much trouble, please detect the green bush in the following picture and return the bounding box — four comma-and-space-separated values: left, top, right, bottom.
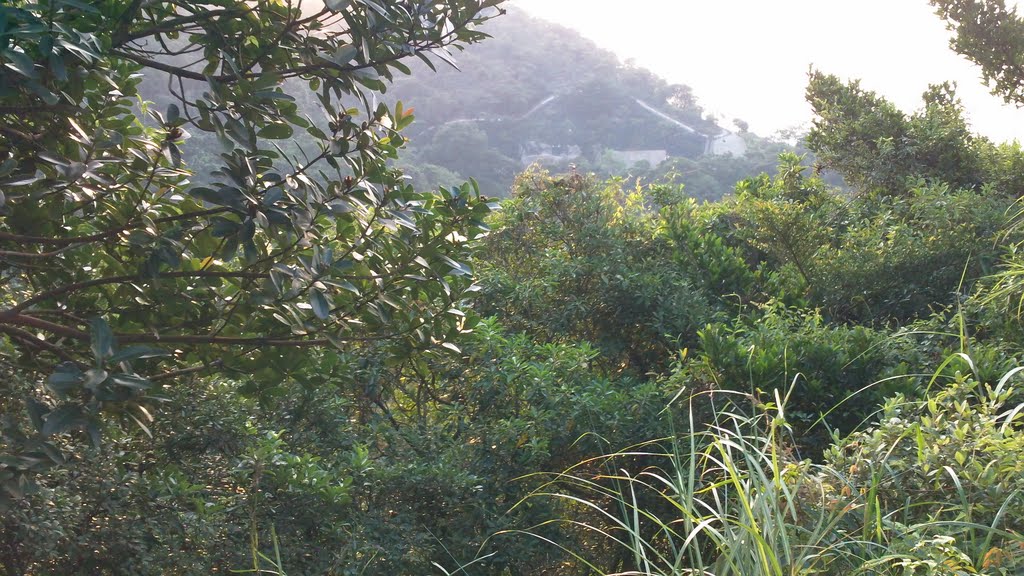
724, 156, 1012, 324
478, 169, 715, 374
523, 357, 1024, 576
826, 370, 1024, 533
679, 304, 926, 455
810, 181, 1011, 323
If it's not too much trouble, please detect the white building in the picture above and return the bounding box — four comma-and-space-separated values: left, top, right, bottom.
606, 149, 669, 167
706, 131, 747, 156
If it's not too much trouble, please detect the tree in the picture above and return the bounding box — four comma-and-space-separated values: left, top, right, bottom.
805, 72, 987, 194
932, 0, 1024, 105
478, 169, 714, 374
0, 0, 503, 506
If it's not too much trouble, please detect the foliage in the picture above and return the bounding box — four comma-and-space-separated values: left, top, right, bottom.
0, 316, 683, 574
678, 304, 927, 455
0, 0, 503, 503
809, 181, 1011, 322
4, 0, 1024, 574
724, 154, 1013, 323
731, 154, 838, 297
931, 0, 1024, 106
412, 122, 521, 196
0, 373, 362, 574
826, 368, 1024, 533
400, 319, 678, 573
525, 359, 1024, 576
661, 197, 757, 304
805, 71, 1024, 196
517, 390, 854, 576
478, 169, 715, 374
635, 134, 837, 203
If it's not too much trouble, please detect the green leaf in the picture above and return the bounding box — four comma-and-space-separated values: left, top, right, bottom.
27, 80, 59, 105
211, 216, 240, 238
2, 48, 36, 78
257, 123, 294, 139
323, 278, 360, 295
330, 45, 357, 65
83, 368, 109, 391
225, 118, 254, 150
85, 419, 102, 448
243, 239, 259, 264
40, 442, 65, 465
109, 373, 154, 391
108, 346, 170, 364
324, 0, 350, 11
89, 317, 115, 362
166, 142, 182, 167
310, 289, 331, 320
47, 365, 83, 394
56, 0, 100, 14
0, 158, 16, 177
49, 52, 67, 81
361, 0, 387, 16
440, 255, 472, 276
25, 398, 47, 431
42, 404, 84, 437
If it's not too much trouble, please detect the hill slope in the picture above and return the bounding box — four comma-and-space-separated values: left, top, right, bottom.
388, 9, 795, 198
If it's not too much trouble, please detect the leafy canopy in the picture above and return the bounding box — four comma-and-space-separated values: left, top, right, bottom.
0, 0, 503, 505
932, 0, 1024, 105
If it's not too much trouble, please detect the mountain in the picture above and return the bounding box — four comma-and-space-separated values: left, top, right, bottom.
388, 8, 798, 199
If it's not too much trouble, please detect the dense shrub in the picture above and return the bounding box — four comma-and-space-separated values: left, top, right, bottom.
827, 372, 1024, 532
478, 169, 716, 374
525, 358, 1024, 576
678, 305, 927, 455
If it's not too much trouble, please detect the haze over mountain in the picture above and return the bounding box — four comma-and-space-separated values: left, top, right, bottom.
387, 8, 800, 198
515, 0, 1024, 144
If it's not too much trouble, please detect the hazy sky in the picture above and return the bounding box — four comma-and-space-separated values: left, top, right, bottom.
513, 0, 1023, 143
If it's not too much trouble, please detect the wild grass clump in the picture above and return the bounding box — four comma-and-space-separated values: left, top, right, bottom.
513, 358, 1024, 575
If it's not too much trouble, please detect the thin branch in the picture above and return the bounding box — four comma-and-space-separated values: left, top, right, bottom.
114, 9, 246, 46
0, 207, 234, 247
5, 270, 266, 315
0, 324, 75, 362
2, 313, 409, 347
150, 359, 224, 382
0, 245, 82, 259
110, 12, 478, 85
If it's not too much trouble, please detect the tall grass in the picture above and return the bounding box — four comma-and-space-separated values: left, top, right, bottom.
510, 364, 1024, 575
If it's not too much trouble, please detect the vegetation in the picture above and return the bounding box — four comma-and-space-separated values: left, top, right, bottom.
1, 0, 1023, 575
522, 370, 1024, 575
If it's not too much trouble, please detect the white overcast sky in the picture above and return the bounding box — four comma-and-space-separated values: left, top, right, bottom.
513, 0, 1024, 143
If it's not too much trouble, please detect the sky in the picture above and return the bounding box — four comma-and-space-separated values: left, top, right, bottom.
513, 0, 1024, 143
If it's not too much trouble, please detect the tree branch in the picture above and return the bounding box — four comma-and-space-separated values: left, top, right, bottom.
5, 270, 266, 315
109, 11, 480, 84
0, 207, 235, 246
0, 245, 80, 259
2, 314, 412, 347
0, 324, 75, 363
114, 9, 246, 46
150, 359, 224, 382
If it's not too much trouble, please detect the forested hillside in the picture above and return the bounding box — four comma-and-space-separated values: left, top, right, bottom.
2, 1, 1024, 575
388, 8, 797, 198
